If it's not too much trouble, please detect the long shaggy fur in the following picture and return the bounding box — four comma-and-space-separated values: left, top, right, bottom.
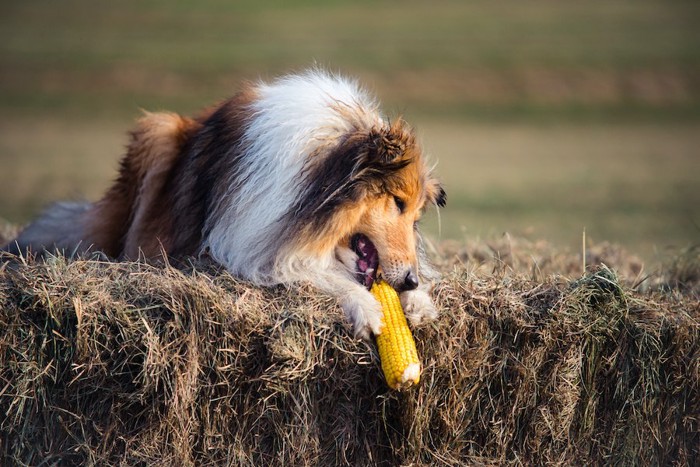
4, 69, 445, 339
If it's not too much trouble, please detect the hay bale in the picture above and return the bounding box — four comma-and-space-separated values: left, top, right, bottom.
1, 242, 698, 465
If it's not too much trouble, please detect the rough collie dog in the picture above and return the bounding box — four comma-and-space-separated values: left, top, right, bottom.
5, 69, 446, 340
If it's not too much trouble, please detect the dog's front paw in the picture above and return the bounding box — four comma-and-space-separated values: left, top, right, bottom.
400, 289, 438, 326
341, 292, 384, 341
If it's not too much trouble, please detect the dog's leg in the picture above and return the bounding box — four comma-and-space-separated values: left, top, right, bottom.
4, 201, 92, 256
311, 270, 384, 340
401, 242, 440, 326
338, 282, 384, 341
286, 248, 384, 340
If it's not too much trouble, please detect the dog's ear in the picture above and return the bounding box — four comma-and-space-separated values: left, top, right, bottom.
427, 180, 447, 207
369, 130, 400, 163
366, 121, 414, 164
436, 185, 447, 207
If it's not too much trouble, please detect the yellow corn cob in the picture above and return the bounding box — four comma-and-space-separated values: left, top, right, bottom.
371, 279, 421, 390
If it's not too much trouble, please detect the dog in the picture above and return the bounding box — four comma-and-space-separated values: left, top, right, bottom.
4, 69, 446, 340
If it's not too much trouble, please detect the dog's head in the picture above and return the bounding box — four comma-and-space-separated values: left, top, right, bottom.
291, 118, 445, 291
348, 120, 445, 291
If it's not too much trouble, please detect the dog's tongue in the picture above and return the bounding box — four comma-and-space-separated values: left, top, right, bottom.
352, 234, 379, 289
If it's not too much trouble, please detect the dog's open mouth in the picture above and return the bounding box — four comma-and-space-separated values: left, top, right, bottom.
351, 233, 379, 289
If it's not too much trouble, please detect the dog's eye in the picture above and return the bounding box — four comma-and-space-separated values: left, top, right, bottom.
393, 195, 406, 214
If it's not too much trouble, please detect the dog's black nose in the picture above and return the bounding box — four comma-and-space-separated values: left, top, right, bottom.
403, 270, 419, 291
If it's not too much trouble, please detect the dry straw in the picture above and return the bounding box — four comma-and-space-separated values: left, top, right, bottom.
1, 236, 698, 465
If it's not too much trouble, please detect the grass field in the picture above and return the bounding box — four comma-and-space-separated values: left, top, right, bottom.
1, 0, 698, 266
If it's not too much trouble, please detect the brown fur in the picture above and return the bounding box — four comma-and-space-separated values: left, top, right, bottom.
82, 87, 258, 260
86, 112, 201, 258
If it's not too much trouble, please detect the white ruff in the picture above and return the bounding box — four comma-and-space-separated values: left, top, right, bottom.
203, 70, 384, 284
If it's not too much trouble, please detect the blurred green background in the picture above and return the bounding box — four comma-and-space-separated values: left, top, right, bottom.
1, 0, 698, 266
